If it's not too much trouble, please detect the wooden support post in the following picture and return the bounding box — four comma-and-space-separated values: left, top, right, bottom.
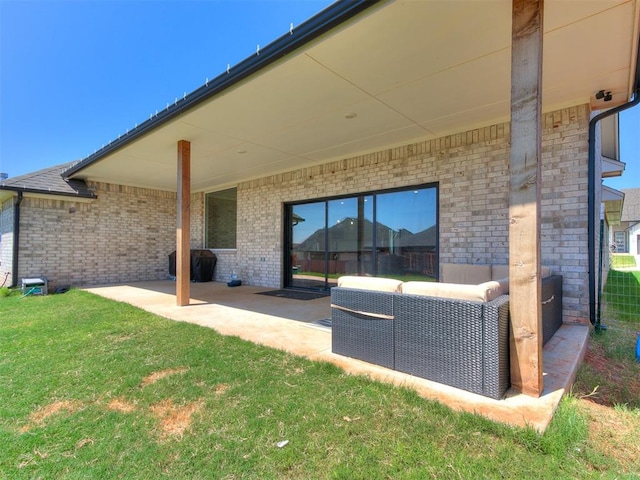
176, 140, 191, 306
509, 0, 544, 396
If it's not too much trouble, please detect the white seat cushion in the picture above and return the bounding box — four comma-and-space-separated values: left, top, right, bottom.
337, 276, 403, 293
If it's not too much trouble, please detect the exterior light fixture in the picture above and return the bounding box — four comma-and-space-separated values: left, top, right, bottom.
595, 90, 613, 102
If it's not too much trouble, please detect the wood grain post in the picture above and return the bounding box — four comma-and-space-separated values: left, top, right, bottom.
509, 0, 544, 396
176, 140, 191, 306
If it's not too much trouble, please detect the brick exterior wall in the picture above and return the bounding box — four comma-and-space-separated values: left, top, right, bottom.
0, 198, 14, 285
15, 184, 205, 289
236, 104, 590, 324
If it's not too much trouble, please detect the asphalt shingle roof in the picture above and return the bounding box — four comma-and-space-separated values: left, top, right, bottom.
621, 188, 640, 222
0, 162, 95, 198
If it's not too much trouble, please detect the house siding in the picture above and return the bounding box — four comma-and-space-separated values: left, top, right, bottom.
628, 224, 640, 255
236, 104, 590, 324
0, 198, 14, 285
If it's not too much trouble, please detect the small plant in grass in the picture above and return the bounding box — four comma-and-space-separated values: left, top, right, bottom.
0, 286, 11, 297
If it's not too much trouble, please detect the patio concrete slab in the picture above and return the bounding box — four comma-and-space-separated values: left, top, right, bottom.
83, 280, 589, 433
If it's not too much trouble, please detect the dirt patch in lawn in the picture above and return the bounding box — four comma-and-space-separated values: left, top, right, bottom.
577, 400, 640, 473
20, 400, 83, 432
576, 341, 640, 407
107, 397, 137, 413
574, 337, 640, 473
214, 383, 230, 395
150, 398, 204, 440
140, 367, 189, 388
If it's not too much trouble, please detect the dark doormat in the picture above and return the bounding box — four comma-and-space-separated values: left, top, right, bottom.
311, 318, 332, 328
256, 289, 329, 301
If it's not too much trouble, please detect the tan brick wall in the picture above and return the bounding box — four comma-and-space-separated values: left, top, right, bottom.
236, 104, 590, 324
541, 106, 591, 324
16, 184, 204, 288
190, 191, 204, 249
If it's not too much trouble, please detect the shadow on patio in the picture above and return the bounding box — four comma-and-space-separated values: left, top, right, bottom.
83, 280, 588, 433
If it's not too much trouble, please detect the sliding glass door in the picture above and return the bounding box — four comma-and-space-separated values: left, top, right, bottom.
375, 188, 438, 278
327, 196, 374, 281
289, 201, 326, 289
285, 184, 438, 290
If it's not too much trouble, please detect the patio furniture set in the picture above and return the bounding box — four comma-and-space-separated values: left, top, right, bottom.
330, 264, 563, 400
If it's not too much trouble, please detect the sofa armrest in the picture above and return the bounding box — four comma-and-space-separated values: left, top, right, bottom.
394, 293, 510, 399
331, 287, 396, 369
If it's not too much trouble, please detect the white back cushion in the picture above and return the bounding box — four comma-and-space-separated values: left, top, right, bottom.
441, 263, 491, 285
337, 276, 403, 293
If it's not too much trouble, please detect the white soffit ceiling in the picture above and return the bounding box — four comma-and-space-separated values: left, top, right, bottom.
73, 0, 640, 192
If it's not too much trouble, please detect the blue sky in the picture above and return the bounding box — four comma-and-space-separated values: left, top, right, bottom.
0, 0, 334, 178
1, 0, 639, 188
603, 107, 640, 191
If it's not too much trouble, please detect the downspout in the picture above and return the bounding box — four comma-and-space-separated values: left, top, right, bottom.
588, 89, 640, 330
10, 191, 23, 288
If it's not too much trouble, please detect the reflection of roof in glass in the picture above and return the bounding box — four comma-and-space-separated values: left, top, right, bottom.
396, 226, 437, 248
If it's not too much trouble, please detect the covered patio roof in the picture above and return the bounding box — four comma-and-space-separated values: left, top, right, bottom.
66, 0, 640, 192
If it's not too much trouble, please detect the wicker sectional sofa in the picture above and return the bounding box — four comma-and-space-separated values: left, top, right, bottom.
331, 267, 563, 400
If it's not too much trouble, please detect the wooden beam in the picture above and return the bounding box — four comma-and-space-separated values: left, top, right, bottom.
176, 140, 191, 306
509, 0, 544, 396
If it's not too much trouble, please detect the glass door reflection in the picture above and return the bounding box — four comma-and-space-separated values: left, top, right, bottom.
327, 196, 373, 285
289, 201, 327, 289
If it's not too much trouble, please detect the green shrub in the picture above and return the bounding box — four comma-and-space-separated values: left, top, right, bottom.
0, 286, 11, 297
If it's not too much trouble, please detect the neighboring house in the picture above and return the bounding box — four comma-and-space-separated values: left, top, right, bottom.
1, 0, 638, 339
611, 188, 640, 255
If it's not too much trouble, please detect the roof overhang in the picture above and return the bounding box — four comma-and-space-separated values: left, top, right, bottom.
67, 0, 640, 193
0, 187, 96, 203
603, 185, 625, 225
602, 157, 626, 178
0, 190, 15, 202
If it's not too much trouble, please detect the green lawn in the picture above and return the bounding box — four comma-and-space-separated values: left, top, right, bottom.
603, 268, 640, 324
610, 254, 637, 269
0, 289, 634, 478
